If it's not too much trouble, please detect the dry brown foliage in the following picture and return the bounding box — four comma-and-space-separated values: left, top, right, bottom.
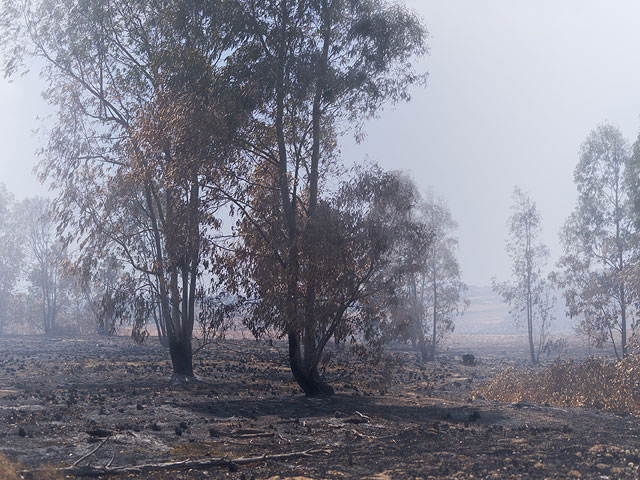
476, 355, 640, 416
0, 454, 64, 480
0, 455, 21, 480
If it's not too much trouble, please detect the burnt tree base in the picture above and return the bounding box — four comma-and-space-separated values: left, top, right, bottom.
168, 338, 194, 379
288, 332, 334, 397
419, 337, 434, 363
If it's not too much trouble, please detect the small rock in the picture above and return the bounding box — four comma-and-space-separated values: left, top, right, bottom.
462, 354, 476, 366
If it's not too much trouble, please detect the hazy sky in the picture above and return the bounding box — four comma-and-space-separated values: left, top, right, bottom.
343, 0, 640, 286
2, 1, 640, 286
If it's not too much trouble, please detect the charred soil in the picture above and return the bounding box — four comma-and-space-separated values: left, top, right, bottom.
0, 336, 638, 479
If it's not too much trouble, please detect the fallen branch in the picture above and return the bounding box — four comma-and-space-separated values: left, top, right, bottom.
21, 448, 331, 478
73, 436, 111, 467
229, 428, 275, 438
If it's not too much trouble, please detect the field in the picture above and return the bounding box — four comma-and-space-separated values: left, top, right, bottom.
0, 335, 638, 479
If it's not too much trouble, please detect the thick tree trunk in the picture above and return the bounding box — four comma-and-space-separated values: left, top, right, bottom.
169, 335, 193, 379
288, 331, 334, 396
419, 334, 433, 362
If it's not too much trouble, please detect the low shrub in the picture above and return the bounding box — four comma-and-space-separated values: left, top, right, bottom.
0, 455, 21, 480
476, 355, 640, 416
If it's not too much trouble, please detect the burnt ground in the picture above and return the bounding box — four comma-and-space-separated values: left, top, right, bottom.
0, 335, 639, 479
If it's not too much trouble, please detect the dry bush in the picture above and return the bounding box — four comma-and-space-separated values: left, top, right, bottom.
476, 355, 640, 416
0, 455, 21, 480
0, 454, 64, 480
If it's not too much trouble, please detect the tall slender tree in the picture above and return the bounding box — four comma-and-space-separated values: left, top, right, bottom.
494, 187, 551, 365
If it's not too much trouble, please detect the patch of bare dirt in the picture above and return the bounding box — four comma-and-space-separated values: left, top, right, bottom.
0, 335, 638, 479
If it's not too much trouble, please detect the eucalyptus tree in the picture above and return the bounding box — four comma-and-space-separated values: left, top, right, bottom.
387, 179, 433, 358
1, 0, 245, 379
558, 124, 634, 359
0, 185, 23, 335
392, 193, 467, 362
224, 0, 427, 395
494, 187, 552, 365
418, 195, 467, 361
18, 198, 69, 335
232, 164, 427, 395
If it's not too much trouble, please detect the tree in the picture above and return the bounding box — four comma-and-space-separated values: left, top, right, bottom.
417, 195, 468, 361
19, 198, 69, 336
493, 187, 552, 365
0, 185, 24, 335
231, 165, 428, 395
225, 0, 427, 395
391, 191, 467, 362
558, 124, 634, 359
1, 0, 246, 379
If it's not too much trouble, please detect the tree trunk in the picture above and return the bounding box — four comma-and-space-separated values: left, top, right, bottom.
152, 301, 168, 348
169, 335, 193, 378
288, 331, 334, 396
419, 333, 433, 362
431, 271, 437, 361
145, 184, 195, 379
527, 304, 536, 364
527, 304, 536, 365
526, 223, 537, 365
620, 284, 627, 357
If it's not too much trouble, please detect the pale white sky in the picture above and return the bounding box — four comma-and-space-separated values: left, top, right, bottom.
0, 68, 50, 199
342, 0, 640, 286
3, 1, 640, 286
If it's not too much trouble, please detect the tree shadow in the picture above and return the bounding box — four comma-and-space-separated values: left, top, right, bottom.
182, 393, 509, 426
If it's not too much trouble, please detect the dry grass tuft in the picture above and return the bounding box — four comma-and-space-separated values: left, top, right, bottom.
476, 355, 640, 416
31, 464, 65, 480
0, 454, 64, 480
0, 454, 22, 480
170, 442, 217, 458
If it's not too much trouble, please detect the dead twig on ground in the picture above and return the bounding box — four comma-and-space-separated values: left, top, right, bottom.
72, 436, 111, 467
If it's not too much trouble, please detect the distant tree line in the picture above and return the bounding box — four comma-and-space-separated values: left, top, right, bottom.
0, 0, 468, 395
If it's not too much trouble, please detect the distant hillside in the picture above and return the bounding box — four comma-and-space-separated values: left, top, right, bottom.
454, 285, 575, 335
